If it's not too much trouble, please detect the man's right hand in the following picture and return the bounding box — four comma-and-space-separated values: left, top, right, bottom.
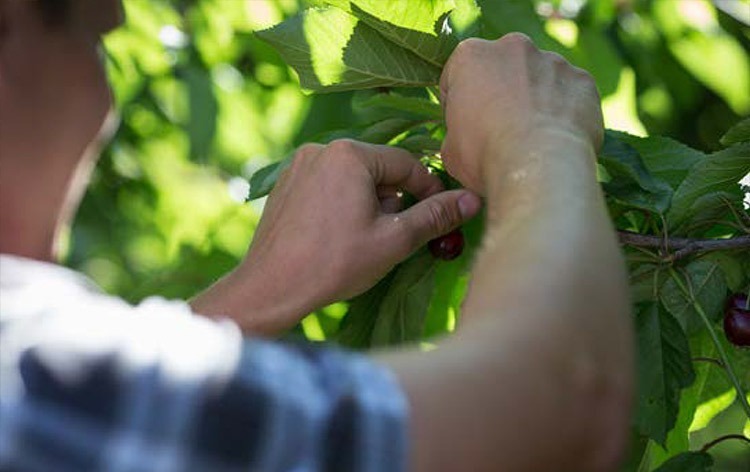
439, 34, 604, 194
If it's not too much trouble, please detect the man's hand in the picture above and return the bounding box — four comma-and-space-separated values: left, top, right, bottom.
440, 34, 604, 194
191, 139, 481, 336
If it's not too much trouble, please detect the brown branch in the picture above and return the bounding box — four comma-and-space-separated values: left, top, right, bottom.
618, 232, 750, 261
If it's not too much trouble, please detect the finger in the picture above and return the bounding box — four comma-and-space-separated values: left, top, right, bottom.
382, 189, 482, 255
379, 196, 403, 214
328, 139, 444, 200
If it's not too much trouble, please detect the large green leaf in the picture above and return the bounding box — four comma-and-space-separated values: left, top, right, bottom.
256, 7, 441, 92
635, 303, 695, 446
607, 131, 705, 190
320, 0, 458, 66
599, 131, 673, 213
358, 117, 420, 144
652, 451, 713, 472
660, 260, 727, 335
720, 117, 750, 147
337, 250, 437, 348
336, 271, 396, 349
667, 143, 750, 229
682, 190, 741, 229
353, 92, 443, 121
371, 250, 437, 346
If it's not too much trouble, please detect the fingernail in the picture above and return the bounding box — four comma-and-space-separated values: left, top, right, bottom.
458, 192, 481, 219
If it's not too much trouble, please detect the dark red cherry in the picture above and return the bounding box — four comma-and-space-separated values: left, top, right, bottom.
723, 308, 750, 347
428, 229, 464, 261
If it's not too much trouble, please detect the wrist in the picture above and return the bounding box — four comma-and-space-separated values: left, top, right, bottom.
483, 126, 596, 182
481, 129, 599, 222
190, 264, 317, 337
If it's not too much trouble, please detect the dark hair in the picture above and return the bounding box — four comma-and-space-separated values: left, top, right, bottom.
35, 0, 71, 26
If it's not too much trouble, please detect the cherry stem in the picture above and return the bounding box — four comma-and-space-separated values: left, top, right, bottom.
700, 434, 750, 453
668, 269, 750, 421
618, 232, 750, 261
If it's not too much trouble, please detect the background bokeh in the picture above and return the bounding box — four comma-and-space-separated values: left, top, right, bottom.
63, 1, 748, 469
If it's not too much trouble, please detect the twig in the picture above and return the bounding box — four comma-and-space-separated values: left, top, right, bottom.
619, 232, 750, 261
700, 434, 750, 453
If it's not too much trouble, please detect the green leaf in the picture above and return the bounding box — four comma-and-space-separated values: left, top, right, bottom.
371, 250, 437, 346
320, 0, 459, 66
607, 131, 705, 190
184, 66, 218, 161
680, 191, 742, 234
358, 117, 419, 144
354, 92, 443, 121
397, 134, 442, 154
635, 303, 695, 446
667, 143, 750, 229
720, 117, 750, 146
660, 260, 727, 335
629, 264, 668, 304
652, 451, 713, 472
700, 252, 748, 293
256, 7, 442, 92
599, 131, 673, 213
337, 271, 396, 349
247, 158, 292, 201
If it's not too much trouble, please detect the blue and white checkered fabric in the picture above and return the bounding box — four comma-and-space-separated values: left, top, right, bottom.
0, 255, 408, 472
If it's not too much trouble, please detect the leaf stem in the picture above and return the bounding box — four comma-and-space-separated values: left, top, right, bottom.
668, 269, 750, 420
700, 434, 750, 453
691, 356, 725, 369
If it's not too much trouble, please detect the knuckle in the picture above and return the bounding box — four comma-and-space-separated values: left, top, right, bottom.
454, 37, 490, 58
501, 32, 534, 49
327, 138, 360, 155
544, 51, 568, 66
294, 143, 316, 158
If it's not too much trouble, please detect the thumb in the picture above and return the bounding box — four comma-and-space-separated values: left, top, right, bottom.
387, 190, 482, 253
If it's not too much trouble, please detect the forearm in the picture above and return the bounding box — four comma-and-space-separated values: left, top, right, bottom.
381, 134, 633, 471
456, 133, 632, 467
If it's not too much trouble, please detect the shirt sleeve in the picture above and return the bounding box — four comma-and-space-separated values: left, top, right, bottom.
0, 296, 409, 472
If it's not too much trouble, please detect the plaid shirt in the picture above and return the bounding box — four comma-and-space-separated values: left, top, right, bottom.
0, 255, 408, 472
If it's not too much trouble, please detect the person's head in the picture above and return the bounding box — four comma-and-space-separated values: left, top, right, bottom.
0, 0, 124, 169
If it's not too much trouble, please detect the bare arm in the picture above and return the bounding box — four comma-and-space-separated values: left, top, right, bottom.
378, 35, 634, 471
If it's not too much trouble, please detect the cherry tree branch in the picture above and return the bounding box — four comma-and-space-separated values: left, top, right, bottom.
618, 232, 750, 261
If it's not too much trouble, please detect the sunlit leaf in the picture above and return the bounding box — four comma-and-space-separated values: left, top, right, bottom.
319, 0, 458, 66
256, 7, 441, 92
